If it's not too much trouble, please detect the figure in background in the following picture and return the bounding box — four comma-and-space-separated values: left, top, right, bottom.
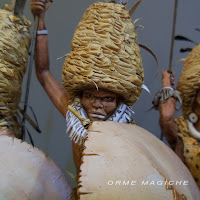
153, 44, 200, 188
0, 3, 73, 199
0, 5, 31, 138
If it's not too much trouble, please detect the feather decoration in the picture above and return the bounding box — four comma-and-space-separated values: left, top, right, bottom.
180, 48, 192, 53
175, 35, 198, 45
139, 44, 159, 77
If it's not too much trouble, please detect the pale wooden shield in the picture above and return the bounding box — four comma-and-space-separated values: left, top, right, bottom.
0, 135, 72, 200
78, 121, 200, 200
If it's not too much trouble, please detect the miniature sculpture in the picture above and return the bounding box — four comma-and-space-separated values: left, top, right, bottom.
78, 121, 199, 199
154, 44, 200, 189
31, 0, 144, 169
0, 5, 31, 138
31, 0, 200, 199
0, 2, 72, 199
0, 135, 72, 199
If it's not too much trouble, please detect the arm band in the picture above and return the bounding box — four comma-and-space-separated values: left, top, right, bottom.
152, 88, 182, 110
37, 30, 48, 35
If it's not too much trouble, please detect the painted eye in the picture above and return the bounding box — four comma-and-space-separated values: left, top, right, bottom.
85, 93, 94, 98
188, 113, 198, 123
103, 97, 114, 102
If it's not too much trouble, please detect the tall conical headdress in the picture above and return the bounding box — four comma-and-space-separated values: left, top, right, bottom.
62, 2, 143, 106
177, 44, 200, 117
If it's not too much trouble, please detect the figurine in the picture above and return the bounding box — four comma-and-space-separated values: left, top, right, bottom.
31, 0, 144, 169
154, 44, 200, 188
0, 5, 31, 138
0, 2, 72, 199
30, 1, 200, 199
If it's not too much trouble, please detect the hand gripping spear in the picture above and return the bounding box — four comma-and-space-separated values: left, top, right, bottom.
6, 0, 40, 143
10, 0, 52, 141
160, 0, 178, 141
168, 0, 178, 73
21, 2, 39, 140
21, 0, 53, 140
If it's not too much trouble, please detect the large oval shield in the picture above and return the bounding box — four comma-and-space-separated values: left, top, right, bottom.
0, 135, 71, 200
78, 121, 200, 200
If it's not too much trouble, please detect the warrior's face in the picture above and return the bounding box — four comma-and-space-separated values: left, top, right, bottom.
81, 89, 118, 121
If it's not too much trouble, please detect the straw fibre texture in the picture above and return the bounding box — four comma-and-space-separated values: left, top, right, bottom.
177, 44, 200, 117
62, 2, 143, 105
0, 7, 31, 137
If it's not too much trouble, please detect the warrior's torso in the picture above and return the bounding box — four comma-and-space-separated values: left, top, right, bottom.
175, 115, 200, 188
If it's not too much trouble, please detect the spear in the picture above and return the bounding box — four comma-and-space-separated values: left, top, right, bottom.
22, 16, 39, 140
10, 0, 41, 141
21, 0, 52, 139
168, 0, 178, 73
160, 0, 178, 141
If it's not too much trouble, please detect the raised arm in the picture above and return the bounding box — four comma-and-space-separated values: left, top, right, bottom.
30, 0, 69, 117
159, 71, 184, 161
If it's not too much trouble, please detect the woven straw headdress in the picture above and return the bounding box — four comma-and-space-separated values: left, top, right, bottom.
177, 44, 200, 117
0, 7, 31, 137
62, 2, 143, 106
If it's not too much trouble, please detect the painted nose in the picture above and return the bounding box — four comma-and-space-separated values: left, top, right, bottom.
92, 98, 104, 108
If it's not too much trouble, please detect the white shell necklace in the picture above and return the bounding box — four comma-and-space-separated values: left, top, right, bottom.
186, 120, 200, 141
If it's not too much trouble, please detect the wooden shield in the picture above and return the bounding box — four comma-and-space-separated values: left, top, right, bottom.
0, 135, 71, 200
78, 121, 200, 200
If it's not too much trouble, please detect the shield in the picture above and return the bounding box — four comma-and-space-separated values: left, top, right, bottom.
78, 121, 200, 200
0, 135, 71, 200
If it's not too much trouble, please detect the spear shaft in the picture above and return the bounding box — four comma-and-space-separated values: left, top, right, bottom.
160, 0, 178, 141
11, 0, 39, 139
22, 0, 51, 139
168, 0, 178, 73
22, 16, 39, 140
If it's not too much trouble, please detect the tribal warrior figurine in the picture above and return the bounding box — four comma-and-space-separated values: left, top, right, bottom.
30, 1, 200, 199
30, 0, 144, 170
154, 44, 200, 188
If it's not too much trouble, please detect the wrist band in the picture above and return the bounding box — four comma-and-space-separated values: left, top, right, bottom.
152, 88, 182, 110
37, 30, 48, 35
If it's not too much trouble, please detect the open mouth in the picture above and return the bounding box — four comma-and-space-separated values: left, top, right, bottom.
89, 113, 106, 119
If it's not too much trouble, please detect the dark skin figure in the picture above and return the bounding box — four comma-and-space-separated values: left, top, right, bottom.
159, 70, 200, 163
31, 0, 118, 169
